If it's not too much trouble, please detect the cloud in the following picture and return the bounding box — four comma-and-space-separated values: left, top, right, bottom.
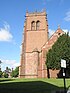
49, 29, 70, 37
0, 22, 13, 42
49, 29, 55, 37
1, 59, 20, 71
20, 45, 22, 54
63, 29, 70, 36
64, 11, 70, 21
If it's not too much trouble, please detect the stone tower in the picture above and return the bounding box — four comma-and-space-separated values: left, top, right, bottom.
19, 10, 48, 78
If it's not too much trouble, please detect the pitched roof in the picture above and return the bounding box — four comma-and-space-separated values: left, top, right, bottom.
42, 27, 65, 52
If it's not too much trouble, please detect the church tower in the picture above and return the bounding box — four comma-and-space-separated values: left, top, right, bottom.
19, 10, 48, 78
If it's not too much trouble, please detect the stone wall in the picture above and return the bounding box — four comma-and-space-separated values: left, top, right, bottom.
49, 69, 60, 78
25, 51, 39, 78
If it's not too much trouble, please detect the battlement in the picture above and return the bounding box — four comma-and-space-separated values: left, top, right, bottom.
26, 10, 47, 17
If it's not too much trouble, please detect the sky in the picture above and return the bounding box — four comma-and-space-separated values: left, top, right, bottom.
0, 0, 70, 71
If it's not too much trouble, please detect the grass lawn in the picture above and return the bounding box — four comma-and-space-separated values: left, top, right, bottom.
0, 78, 70, 93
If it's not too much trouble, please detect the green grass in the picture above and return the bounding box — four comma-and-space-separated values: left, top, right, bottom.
0, 78, 70, 93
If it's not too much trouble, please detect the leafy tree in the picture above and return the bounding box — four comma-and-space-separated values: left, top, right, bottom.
46, 33, 70, 70
5, 67, 11, 72
0, 71, 3, 78
0, 60, 2, 71
3, 67, 11, 78
11, 67, 19, 77
3, 72, 9, 78
0, 60, 2, 78
0, 60, 2, 64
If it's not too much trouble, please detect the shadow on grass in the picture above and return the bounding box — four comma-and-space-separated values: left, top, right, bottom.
0, 80, 64, 93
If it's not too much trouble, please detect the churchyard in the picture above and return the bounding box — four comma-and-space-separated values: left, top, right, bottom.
0, 78, 70, 93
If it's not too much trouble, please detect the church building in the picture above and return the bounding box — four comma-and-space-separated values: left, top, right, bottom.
19, 10, 64, 78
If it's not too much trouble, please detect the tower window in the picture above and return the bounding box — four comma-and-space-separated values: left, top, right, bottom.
31, 21, 35, 30
36, 21, 40, 30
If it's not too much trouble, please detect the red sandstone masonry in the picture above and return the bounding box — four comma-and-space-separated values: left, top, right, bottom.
19, 11, 64, 78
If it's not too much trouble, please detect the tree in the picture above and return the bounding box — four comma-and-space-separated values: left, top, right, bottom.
3, 72, 9, 78
0, 60, 2, 77
0, 60, 2, 64
11, 67, 19, 77
0, 60, 2, 71
0, 71, 3, 78
5, 67, 11, 72
3, 67, 11, 78
46, 33, 70, 70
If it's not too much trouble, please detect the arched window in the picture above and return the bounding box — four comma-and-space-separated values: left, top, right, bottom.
31, 21, 35, 30
36, 21, 40, 30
